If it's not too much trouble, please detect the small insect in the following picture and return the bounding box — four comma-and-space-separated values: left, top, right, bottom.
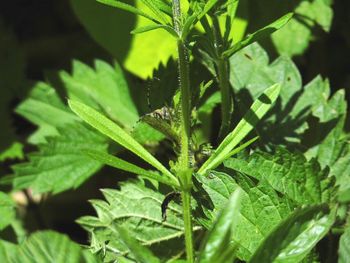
244, 53, 252, 60
161, 191, 180, 222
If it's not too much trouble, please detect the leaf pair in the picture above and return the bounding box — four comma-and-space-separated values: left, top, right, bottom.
68, 100, 179, 188
198, 83, 281, 175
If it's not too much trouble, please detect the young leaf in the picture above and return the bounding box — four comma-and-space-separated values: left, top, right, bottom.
96, 0, 159, 23
198, 83, 281, 175
68, 100, 176, 183
139, 0, 169, 25
223, 13, 293, 57
85, 149, 180, 188
198, 188, 243, 263
114, 226, 161, 263
249, 205, 336, 263
131, 24, 178, 37
198, 0, 220, 20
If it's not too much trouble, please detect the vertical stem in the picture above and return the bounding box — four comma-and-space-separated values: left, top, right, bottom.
217, 58, 232, 138
212, 16, 233, 139
182, 189, 194, 263
172, 1, 194, 262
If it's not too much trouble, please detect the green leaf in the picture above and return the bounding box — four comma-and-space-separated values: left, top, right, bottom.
224, 13, 293, 57
198, 188, 243, 263
0, 192, 16, 231
131, 24, 178, 37
339, 224, 350, 263
194, 171, 294, 261
68, 100, 177, 183
77, 181, 193, 261
114, 226, 161, 263
96, 0, 159, 22
224, 147, 335, 205
0, 231, 101, 263
71, 0, 177, 79
198, 83, 281, 175
11, 123, 108, 194
198, 0, 220, 20
15, 82, 78, 144
60, 60, 139, 128
271, 0, 333, 56
249, 205, 336, 263
85, 149, 179, 188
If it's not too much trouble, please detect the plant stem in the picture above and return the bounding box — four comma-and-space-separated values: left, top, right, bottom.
212, 16, 233, 139
172, 0, 194, 262
181, 190, 194, 263
217, 58, 232, 138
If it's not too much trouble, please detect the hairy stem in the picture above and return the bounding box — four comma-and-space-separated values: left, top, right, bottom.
173, 0, 194, 262
182, 189, 194, 263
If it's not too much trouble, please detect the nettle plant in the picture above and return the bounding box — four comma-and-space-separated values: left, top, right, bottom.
1, 0, 350, 262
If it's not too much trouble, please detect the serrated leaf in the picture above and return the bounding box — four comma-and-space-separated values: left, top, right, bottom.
224, 13, 293, 57
198, 83, 281, 175
78, 182, 192, 261
271, 0, 333, 56
61, 60, 139, 128
339, 224, 350, 263
15, 82, 78, 144
68, 100, 176, 183
249, 205, 336, 263
114, 226, 161, 263
0, 192, 16, 231
224, 147, 335, 205
195, 171, 294, 260
0, 231, 101, 263
198, 188, 243, 263
11, 123, 108, 194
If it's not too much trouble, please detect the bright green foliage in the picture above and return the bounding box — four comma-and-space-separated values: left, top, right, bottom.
249, 205, 336, 263
223, 13, 293, 57
271, 0, 333, 56
195, 171, 294, 261
197, 188, 243, 263
11, 123, 108, 194
230, 43, 347, 148
16, 82, 79, 144
60, 60, 139, 128
0, 231, 101, 263
68, 100, 177, 185
0, 192, 16, 230
198, 83, 281, 175
77, 181, 187, 261
339, 224, 350, 263
224, 148, 335, 205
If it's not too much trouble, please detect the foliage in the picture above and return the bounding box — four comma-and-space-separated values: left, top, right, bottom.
0, 0, 348, 262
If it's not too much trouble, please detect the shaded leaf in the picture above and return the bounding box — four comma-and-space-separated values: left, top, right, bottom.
249, 205, 336, 263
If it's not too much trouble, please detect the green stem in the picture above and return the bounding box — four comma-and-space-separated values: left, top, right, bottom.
172, 0, 194, 262
212, 16, 233, 138
217, 58, 232, 138
182, 190, 194, 263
